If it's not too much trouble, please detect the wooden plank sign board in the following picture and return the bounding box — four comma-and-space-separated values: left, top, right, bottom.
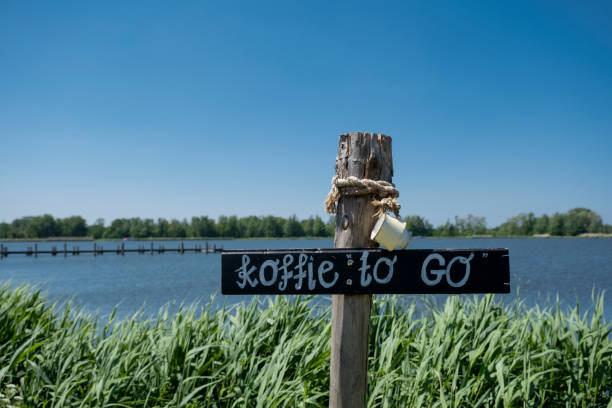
222, 248, 509, 295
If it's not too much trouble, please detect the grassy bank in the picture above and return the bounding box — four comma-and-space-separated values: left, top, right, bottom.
0, 286, 610, 407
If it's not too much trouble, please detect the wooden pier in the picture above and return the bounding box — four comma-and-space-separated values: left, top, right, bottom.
0, 242, 222, 258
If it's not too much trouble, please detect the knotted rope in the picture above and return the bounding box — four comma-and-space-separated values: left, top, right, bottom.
324, 176, 401, 217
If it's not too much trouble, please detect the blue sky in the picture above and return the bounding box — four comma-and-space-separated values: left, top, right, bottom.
1, 1, 611, 227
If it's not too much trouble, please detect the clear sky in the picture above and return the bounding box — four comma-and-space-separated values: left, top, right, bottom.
1, 0, 611, 227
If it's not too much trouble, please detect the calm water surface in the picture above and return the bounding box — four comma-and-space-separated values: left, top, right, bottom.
1, 238, 611, 320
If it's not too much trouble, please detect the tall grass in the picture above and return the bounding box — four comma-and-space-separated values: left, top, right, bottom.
0, 285, 610, 407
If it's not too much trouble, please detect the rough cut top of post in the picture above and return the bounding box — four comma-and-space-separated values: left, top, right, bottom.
335, 132, 393, 182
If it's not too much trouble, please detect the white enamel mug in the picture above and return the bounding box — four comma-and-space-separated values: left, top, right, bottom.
370, 213, 412, 251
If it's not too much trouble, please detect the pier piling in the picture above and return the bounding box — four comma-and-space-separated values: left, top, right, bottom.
0, 241, 222, 258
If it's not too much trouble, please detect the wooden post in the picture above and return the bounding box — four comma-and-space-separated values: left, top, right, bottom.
330, 132, 393, 408
151, 242, 154, 255
93, 242, 97, 257
34, 243, 38, 258
121, 242, 125, 256
64, 242, 67, 257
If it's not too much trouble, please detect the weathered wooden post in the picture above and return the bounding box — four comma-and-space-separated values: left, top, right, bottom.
64, 242, 67, 257
121, 242, 125, 256
34, 243, 38, 258
329, 132, 392, 407
93, 242, 97, 257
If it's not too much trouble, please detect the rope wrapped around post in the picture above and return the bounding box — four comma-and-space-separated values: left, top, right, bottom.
324, 175, 401, 217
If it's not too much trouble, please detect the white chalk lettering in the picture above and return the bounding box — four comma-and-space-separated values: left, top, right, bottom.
446, 253, 473, 287
294, 253, 308, 290
234, 250, 405, 291
318, 260, 338, 288
360, 251, 396, 286
259, 259, 279, 286
278, 254, 294, 291
421, 253, 473, 287
421, 253, 445, 286
360, 251, 372, 286
373, 255, 396, 284
308, 256, 316, 290
235, 255, 258, 288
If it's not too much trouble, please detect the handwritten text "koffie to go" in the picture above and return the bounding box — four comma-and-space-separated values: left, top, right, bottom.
223, 248, 508, 295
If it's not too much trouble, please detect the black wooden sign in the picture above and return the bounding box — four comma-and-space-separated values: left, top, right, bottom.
221, 248, 509, 295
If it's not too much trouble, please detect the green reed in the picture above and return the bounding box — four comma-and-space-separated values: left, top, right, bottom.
0, 285, 610, 407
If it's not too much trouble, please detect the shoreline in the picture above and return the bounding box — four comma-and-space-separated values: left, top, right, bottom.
1, 234, 611, 243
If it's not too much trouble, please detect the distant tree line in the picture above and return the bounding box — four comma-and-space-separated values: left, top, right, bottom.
0, 208, 610, 240
0, 215, 89, 239
404, 207, 612, 237
0, 215, 334, 239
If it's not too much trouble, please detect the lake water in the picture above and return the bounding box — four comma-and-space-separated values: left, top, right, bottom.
1, 238, 611, 321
